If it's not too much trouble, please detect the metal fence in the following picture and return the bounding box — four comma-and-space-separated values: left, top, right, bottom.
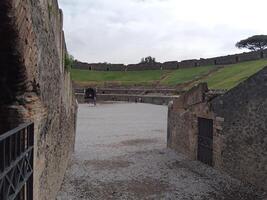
0, 123, 34, 200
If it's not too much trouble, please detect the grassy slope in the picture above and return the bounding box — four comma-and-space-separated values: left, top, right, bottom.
71, 59, 267, 89
70, 69, 169, 85
71, 66, 214, 86
161, 66, 213, 85
204, 59, 267, 89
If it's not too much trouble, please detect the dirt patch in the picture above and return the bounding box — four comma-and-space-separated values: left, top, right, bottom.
125, 178, 170, 197
69, 178, 171, 200
84, 159, 133, 170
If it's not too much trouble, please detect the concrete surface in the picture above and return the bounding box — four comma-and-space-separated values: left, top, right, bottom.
57, 103, 266, 200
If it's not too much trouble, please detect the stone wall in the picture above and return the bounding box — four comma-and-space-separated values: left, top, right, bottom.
95, 88, 180, 95
0, 0, 77, 200
74, 60, 125, 71
127, 62, 162, 71
75, 87, 181, 105
167, 67, 267, 191
76, 93, 179, 105
162, 61, 179, 70
211, 66, 267, 191
73, 50, 267, 71
179, 59, 199, 68
167, 84, 214, 159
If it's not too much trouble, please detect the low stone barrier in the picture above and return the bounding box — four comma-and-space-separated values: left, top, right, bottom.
76, 93, 179, 105
76, 88, 182, 95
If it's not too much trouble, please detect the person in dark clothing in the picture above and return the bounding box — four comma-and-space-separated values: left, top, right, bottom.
85, 88, 96, 105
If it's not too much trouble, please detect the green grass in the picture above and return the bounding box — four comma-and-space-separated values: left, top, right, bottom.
71, 59, 267, 89
161, 66, 213, 85
205, 59, 267, 89
70, 69, 168, 85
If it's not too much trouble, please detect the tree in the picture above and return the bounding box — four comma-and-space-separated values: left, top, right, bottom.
141, 57, 145, 63
140, 56, 156, 64
236, 35, 267, 51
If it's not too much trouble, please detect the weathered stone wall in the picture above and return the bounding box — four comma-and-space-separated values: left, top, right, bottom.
127, 63, 162, 71
167, 84, 212, 159
162, 61, 179, 70
167, 68, 267, 191
74, 60, 125, 71
179, 59, 199, 68
212, 66, 267, 191
198, 58, 216, 66
94, 88, 179, 95
76, 93, 179, 105
73, 50, 267, 71
167, 84, 224, 166
0, 0, 77, 199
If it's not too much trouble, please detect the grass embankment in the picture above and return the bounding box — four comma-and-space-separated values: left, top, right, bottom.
71, 59, 267, 89
161, 66, 213, 85
70, 69, 169, 86
204, 59, 267, 89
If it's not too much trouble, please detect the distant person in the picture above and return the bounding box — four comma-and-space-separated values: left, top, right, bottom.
85, 88, 96, 106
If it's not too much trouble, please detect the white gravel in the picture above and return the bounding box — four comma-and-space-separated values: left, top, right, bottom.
57, 103, 266, 200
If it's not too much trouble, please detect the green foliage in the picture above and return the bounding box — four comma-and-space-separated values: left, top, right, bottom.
140, 56, 156, 64
48, 4, 53, 19
65, 53, 74, 71
236, 35, 267, 51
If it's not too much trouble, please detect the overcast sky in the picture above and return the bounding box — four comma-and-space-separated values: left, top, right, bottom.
58, 0, 267, 64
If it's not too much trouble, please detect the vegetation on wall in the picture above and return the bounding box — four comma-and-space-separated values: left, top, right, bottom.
48, 4, 53, 19
65, 53, 74, 71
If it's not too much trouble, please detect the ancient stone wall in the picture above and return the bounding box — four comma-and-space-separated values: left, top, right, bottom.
162, 61, 179, 70
76, 93, 179, 105
167, 84, 213, 159
94, 88, 179, 95
167, 68, 267, 191
74, 61, 125, 71
127, 63, 162, 71
73, 50, 267, 71
179, 59, 199, 68
0, 0, 77, 199
212, 66, 267, 191
198, 58, 216, 66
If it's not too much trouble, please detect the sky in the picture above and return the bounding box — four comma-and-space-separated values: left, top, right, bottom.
58, 0, 267, 64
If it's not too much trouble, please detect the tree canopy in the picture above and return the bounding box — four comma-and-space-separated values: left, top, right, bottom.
236, 35, 267, 51
140, 56, 156, 64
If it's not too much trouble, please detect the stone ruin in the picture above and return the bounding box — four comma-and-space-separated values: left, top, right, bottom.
0, 0, 77, 199
167, 67, 267, 191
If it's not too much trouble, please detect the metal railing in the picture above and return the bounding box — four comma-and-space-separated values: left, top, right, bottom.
0, 123, 34, 200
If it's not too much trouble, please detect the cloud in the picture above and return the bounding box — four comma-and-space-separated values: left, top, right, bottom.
58, 0, 267, 64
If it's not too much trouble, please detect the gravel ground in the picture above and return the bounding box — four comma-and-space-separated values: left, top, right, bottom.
57, 103, 266, 200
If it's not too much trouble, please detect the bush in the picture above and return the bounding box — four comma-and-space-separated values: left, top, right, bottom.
65, 53, 74, 71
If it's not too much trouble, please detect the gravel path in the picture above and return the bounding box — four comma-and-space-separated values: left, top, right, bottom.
57, 103, 266, 200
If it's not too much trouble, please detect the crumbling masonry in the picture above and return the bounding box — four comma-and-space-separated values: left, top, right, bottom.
167, 67, 267, 191
0, 0, 77, 199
